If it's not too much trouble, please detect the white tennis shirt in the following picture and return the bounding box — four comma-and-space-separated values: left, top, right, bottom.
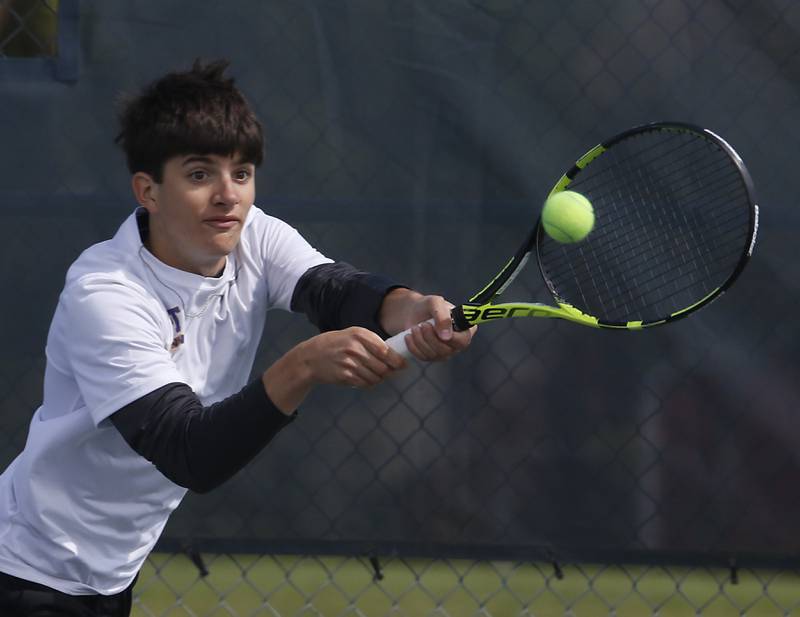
0, 206, 330, 594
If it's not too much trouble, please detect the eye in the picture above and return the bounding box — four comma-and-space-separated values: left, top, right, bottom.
233, 169, 252, 183
188, 169, 208, 182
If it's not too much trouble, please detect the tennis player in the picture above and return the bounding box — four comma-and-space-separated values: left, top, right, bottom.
0, 59, 473, 616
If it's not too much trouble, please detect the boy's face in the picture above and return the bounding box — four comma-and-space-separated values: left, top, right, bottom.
134, 153, 256, 276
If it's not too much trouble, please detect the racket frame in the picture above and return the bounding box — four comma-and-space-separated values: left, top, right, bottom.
450, 121, 759, 332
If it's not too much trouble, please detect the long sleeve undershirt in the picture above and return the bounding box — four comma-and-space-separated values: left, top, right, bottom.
110, 262, 404, 493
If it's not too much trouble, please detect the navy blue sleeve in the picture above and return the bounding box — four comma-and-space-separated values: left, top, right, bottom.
290, 262, 405, 338
110, 380, 294, 494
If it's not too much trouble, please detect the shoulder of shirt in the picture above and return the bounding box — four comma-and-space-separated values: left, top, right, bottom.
237, 205, 310, 264
241, 205, 297, 237
60, 230, 155, 308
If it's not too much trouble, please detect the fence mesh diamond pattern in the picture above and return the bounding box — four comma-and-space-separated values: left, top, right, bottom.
1, 0, 799, 615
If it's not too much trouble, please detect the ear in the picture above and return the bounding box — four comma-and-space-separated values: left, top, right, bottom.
131, 172, 159, 213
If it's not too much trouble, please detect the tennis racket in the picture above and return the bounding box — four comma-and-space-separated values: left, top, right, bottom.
387, 121, 759, 358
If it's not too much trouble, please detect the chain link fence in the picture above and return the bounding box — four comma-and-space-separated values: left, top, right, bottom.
1, 0, 799, 615
0, 0, 57, 57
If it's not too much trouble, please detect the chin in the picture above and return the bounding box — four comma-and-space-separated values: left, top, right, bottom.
211, 236, 241, 255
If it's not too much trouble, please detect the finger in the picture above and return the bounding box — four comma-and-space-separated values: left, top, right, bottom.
404, 330, 430, 361
347, 365, 384, 388
383, 346, 408, 370
342, 371, 372, 389
351, 327, 408, 370
347, 349, 395, 384
422, 321, 460, 354
339, 354, 388, 387
343, 330, 403, 380
428, 297, 455, 342
448, 324, 477, 351
408, 322, 454, 361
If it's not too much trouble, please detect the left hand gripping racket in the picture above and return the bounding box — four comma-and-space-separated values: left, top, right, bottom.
387, 121, 759, 359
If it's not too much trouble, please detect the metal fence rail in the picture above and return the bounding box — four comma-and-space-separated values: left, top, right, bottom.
132, 553, 800, 617
1, 1, 798, 615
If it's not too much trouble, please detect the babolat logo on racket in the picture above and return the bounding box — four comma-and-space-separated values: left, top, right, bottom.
460, 302, 597, 324
461, 304, 531, 321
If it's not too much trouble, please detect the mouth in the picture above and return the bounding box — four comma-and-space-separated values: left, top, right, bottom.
203, 216, 239, 230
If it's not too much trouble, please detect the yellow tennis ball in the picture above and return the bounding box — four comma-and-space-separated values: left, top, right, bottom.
541, 190, 595, 243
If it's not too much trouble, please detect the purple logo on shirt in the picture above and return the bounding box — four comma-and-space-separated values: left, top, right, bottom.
167, 306, 184, 351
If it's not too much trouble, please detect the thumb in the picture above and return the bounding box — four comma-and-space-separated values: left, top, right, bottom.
433, 306, 454, 341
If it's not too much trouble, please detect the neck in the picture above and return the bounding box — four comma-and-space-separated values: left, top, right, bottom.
139, 214, 227, 277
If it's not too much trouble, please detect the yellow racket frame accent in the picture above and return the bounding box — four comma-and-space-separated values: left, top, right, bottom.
549, 144, 606, 195
457, 300, 679, 331
459, 302, 599, 327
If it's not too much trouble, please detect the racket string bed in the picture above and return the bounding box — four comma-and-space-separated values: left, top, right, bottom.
538, 128, 752, 324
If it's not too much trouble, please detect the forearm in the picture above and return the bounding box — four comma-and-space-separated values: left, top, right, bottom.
111, 380, 295, 493
262, 342, 315, 414
291, 262, 405, 336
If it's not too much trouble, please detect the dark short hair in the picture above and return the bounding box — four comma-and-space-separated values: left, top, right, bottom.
115, 59, 264, 181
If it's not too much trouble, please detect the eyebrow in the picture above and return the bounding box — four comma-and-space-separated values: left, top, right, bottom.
180, 155, 254, 167
181, 156, 215, 167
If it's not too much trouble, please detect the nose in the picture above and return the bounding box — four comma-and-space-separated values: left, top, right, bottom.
214, 175, 240, 208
